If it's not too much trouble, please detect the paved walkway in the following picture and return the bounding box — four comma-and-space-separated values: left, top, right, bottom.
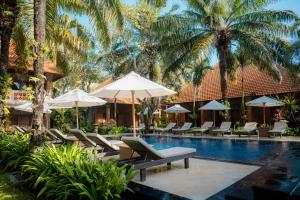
133, 158, 259, 200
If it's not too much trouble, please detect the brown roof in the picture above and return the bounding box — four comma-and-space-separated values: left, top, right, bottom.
92, 77, 139, 104
174, 65, 300, 103
7, 43, 64, 80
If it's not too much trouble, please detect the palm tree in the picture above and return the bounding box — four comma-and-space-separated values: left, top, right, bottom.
31, 0, 46, 144
190, 60, 210, 125
159, 0, 297, 100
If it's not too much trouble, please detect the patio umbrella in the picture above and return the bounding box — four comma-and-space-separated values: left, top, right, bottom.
91, 71, 176, 136
246, 96, 284, 125
49, 89, 107, 128
199, 100, 230, 125
165, 104, 190, 126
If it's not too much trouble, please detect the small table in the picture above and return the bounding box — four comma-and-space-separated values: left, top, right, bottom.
208, 127, 217, 136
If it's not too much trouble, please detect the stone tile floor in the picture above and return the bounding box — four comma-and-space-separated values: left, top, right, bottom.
133, 158, 259, 200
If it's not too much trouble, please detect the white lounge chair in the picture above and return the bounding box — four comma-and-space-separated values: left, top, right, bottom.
236, 122, 258, 137
172, 122, 193, 135
50, 129, 79, 143
154, 122, 176, 133
269, 121, 288, 137
121, 136, 196, 181
86, 133, 122, 152
192, 121, 213, 135
129, 123, 145, 132
212, 122, 232, 136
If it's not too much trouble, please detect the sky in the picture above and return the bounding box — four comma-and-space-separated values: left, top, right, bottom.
78, 0, 300, 65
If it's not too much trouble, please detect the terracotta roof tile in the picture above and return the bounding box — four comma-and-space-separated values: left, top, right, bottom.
174, 65, 300, 103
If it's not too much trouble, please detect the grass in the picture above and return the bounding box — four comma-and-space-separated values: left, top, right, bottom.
0, 171, 34, 200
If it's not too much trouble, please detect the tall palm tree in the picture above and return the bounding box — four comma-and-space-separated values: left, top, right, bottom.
159, 0, 298, 100
31, 0, 46, 144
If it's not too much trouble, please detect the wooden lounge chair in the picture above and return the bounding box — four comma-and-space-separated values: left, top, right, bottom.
44, 129, 62, 144
86, 133, 122, 152
121, 136, 196, 181
192, 121, 213, 135
236, 122, 258, 137
67, 128, 98, 148
212, 122, 232, 136
50, 128, 79, 143
269, 121, 288, 137
172, 122, 192, 135
154, 122, 176, 134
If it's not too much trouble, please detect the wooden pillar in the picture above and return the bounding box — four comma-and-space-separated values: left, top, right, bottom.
106, 105, 111, 124
247, 106, 252, 122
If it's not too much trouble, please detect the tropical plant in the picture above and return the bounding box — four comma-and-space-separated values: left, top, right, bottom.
109, 126, 129, 135
22, 144, 135, 200
159, 0, 298, 100
219, 100, 231, 121
282, 94, 298, 126
0, 131, 31, 170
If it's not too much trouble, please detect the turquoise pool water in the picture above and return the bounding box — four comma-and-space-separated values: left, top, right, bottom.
142, 135, 280, 162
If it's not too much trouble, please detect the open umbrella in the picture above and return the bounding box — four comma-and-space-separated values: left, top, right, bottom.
246, 96, 284, 125
199, 100, 230, 125
49, 89, 106, 128
165, 104, 190, 126
91, 71, 176, 136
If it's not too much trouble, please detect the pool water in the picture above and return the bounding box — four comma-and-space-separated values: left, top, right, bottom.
142, 136, 280, 162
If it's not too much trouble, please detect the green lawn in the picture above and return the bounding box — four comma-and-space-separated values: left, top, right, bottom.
0, 171, 34, 200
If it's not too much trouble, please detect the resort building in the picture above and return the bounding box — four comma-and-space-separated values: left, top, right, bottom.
5, 43, 64, 129
171, 65, 300, 126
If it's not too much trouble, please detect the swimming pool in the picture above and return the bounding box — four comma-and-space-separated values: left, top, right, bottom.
142, 135, 281, 162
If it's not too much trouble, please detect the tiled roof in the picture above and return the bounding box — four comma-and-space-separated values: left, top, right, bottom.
92, 77, 139, 104
174, 65, 300, 103
7, 43, 63, 80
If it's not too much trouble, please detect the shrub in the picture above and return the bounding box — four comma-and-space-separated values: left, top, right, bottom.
109, 126, 128, 135
0, 131, 31, 170
98, 125, 111, 135
22, 144, 135, 200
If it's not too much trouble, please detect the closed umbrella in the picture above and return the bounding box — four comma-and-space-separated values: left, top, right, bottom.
49, 89, 106, 128
199, 100, 230, 125
165, 104, 190, 126
246, 96, 284, 125
91, 71, 176, 136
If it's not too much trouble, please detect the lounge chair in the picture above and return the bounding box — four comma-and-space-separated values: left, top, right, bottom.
50, 128, 79, 143
172, 122, 192, 135
86, 133, 122, 152
121, 136, 196, 181
236, 122, 258, 137
154, 122, 176, 134
212, 122, 232, 136
15, 126, 26, 133
129, 123, 145, 133
192, 121, 213, 135
269, 121, 288, 137
67, 128, 97, 148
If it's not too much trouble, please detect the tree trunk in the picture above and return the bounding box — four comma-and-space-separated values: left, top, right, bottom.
0, 0, 18, 127
31, 0, 46, 145
216, 31, 230, 100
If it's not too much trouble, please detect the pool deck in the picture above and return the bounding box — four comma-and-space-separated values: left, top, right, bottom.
132, 158, 259, 200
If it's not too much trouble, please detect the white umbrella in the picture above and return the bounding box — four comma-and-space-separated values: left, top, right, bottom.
246, 96, 284, 125
49, 89, 107, 128
91, 71, 176, 136
199, 100, 230, 125
165, 104, 190, 126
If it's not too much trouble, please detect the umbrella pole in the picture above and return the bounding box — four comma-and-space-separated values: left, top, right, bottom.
263, 106, 266, 126
213, 110, 215, 126
131, 91, 136, 137
76, 101, 79, 129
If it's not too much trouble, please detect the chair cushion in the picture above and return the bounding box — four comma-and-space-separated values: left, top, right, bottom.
158, 147, 196, 158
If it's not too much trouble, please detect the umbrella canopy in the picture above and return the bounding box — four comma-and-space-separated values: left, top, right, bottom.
246, 96, 284, 125
199, 100, 230, 125
14, 102, 52, 113
199, 100, 230, 110
92, 71, 176, 136
165, 104, 190, 113
246, 96, 284, 107
49, 89, 106, 128
91, 71, 176, 98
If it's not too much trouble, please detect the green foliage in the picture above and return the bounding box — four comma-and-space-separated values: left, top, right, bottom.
98, 126, 111, 135
50, 108, 77, 129
286, 127, 300, 136
109, 126, 129, 135
0, 75, 13, 127
282, 94, 298, 125
188, 112, 198, 121
219, 101, 231, 121
22, 144, 135, 200
0, 131, 31, 171
81, 120, 94, 133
